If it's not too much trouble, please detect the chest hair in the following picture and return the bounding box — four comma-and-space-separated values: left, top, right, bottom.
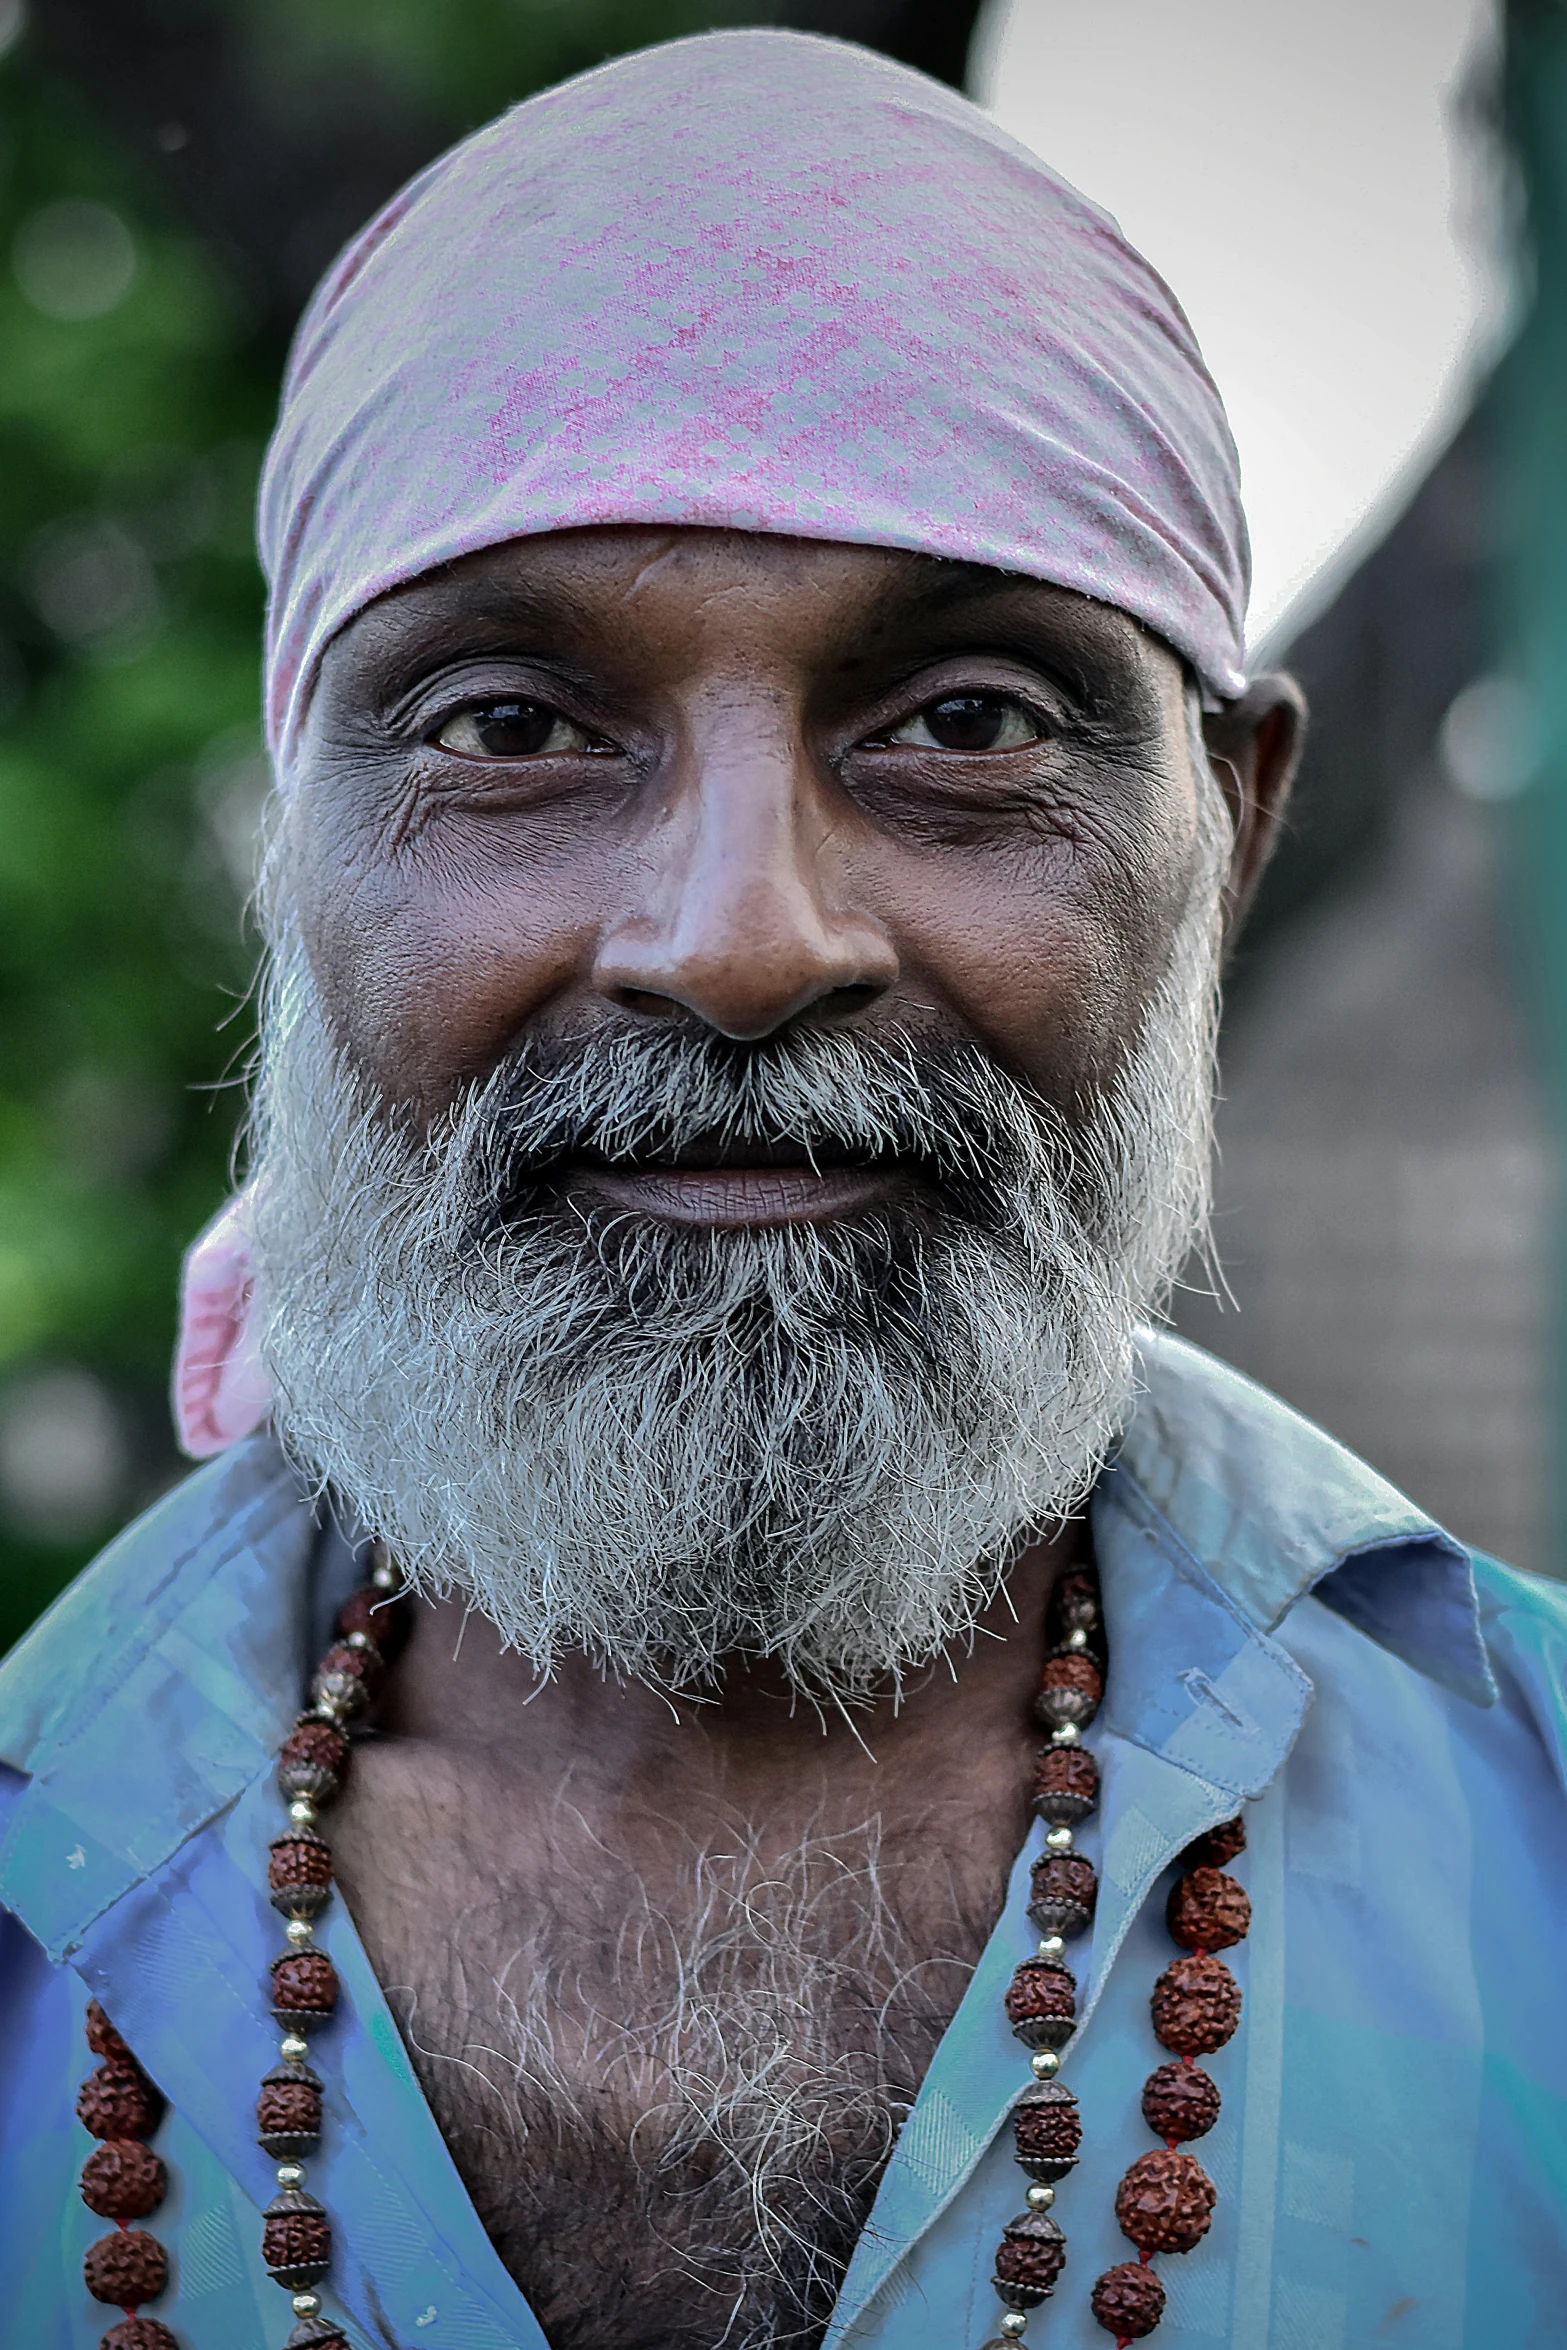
357, 1806, 993, 2350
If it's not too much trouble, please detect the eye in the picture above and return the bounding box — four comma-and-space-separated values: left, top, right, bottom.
434, 700, 602, 758
883, 693, 1044, 753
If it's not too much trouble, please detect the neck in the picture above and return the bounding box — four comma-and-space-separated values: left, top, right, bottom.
377, 1521, 1082, 1832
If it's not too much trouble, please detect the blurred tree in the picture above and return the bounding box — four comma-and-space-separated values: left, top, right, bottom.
0, 0, 985, 1649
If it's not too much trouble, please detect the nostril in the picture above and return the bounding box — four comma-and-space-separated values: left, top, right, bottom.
611, 986, 683, 1019
812, 981, 886, 1025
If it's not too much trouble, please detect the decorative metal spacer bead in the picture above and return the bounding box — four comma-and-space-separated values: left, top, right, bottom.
1037, 1934, 1066, 1961
1050, 1721, 1080, 1747
1026, 2183, 1055, 2212
369, 1538, 395, 1591
1065, 1626, 1089, 1650
277, 2162, 306, 2189
1030, 2048, 1061, 2079
288, 1798, 318, 1829
292, 2291, 322, 2319
280, 2033, 310, 2063
999, 2313, 1029, 2338
1044, 1825, 1073, 1852
286, 1917, 315, 1946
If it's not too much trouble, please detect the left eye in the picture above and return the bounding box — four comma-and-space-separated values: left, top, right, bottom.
883, 693, 1043, 753
434, 700, 599, 758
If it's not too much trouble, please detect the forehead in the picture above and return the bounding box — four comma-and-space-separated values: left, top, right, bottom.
317, 526, 1187, 716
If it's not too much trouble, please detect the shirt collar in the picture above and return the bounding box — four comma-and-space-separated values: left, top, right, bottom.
1122, 1326, 1495, 1706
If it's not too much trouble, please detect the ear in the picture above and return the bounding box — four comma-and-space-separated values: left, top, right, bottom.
1202, 674, 1307, 936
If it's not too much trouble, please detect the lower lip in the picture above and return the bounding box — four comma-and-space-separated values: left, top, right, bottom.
570, 1164, 907, 1227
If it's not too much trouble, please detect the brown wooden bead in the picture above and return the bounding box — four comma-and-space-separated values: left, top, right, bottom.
80, 2140, 167, 2221
269, 1834, 333, 1893
1150, 1952, 1242, 2056
84, 2228, 168, 2307
1032, 1651, 1104, 1732
1141, 2060, 1222, 2142
1028, 1848, 1098, 1936
310, 1641, 382, 1718
1049, 1566, 1101, 1636
269, 1831, 335, 1918
1115, 2148, 1217, 2255
333, 1585, 404, 1648
271, 1949, 340, 2022
76, 2062, 161, 2142
84, 2000, 132, 2065
1005, 1957, 1077, 2049
99, 2322, 180, 2350
1012, 2080, 1082, 2179
1090, 2261, 1166, 2339
1167, 1866, 1251, 1953
278, 1716, 350, 1803
257, 2064, 323, 2156
263, 2188, 331, 2287
1032, 1744, 1100, 1824
992, 2211, 1067, 2308
1181, 1814, 1246, 1871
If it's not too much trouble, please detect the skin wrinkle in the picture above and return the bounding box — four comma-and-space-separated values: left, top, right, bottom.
254, 524, 1301, 2343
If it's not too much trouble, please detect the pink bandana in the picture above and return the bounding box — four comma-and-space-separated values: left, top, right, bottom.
177, 29, 1250, 1453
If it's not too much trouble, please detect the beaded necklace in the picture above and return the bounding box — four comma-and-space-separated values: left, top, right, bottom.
70, 1544, 1249, 2350
984, 1557, 1251, 2349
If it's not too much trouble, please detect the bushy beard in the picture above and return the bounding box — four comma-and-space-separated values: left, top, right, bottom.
247, 811, 1223, 1702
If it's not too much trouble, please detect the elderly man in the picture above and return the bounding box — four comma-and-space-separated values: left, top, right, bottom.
2, 29, 1564, 2350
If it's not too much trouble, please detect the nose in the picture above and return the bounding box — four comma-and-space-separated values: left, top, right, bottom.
593, 726, 898, 1041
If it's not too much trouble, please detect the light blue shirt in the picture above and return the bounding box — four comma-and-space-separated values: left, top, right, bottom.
3, 1330, 1565, 2348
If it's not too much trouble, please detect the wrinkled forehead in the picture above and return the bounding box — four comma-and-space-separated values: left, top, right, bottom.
259, 29, 1249, 774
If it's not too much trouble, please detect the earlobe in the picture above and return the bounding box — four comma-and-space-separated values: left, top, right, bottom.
1203, 673, 1307, 930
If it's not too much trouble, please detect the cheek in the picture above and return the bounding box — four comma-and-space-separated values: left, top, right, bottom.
292, 799, 606, 1114
877, 829, 1187, 1101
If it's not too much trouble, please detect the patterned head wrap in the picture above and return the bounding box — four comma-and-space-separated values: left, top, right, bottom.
258, 28, 1248, 773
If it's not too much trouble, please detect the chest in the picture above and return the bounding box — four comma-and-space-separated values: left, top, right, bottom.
329, 1747, 1030, 2350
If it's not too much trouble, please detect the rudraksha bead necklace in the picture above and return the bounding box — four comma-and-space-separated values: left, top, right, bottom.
72, 1543, 409, 2349
983, 1558, 1252, 2350
257, 1539, 411, 2347
74, 1998, 176, 2350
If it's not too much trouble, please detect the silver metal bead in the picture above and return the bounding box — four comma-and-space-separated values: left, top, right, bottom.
1030, 2048, 1060, 2079
276, 2161, 306, 2189
345, 1629, 374, 1651
288, 1797, 317, 1829
1026, 2183, 1055, 2212
1045, 1825, 1074, 1852
1066, 1626, 1089, 1650
1037, 1934, 1066, 1961
1050, 1721, 1080, 1747
292, 2290, 322, 2318
369, 1537, 396, 1590
279, 2032, 310, 2062
285, 1917, 314, 1946
999, 2313, 1029, 2338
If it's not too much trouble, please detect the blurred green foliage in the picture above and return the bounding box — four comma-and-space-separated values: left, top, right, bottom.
0, 51, 270, 1646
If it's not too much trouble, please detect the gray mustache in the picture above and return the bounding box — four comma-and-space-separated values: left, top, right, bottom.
455, 1021, 1061, 1218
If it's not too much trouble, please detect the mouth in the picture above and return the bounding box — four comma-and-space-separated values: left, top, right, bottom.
556, 1136, 927, 1229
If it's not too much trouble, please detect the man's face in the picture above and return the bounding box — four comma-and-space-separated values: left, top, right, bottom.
252, 526, 1289, 1698
288, 527, 1247, 1184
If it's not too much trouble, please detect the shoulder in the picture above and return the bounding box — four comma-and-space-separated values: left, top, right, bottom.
0, 1435, 312, 1779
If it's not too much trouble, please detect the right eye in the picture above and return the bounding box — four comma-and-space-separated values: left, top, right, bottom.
434, 700, 602, 758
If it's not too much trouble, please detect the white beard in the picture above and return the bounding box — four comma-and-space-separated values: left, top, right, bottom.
246, 799, 1225, 1702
